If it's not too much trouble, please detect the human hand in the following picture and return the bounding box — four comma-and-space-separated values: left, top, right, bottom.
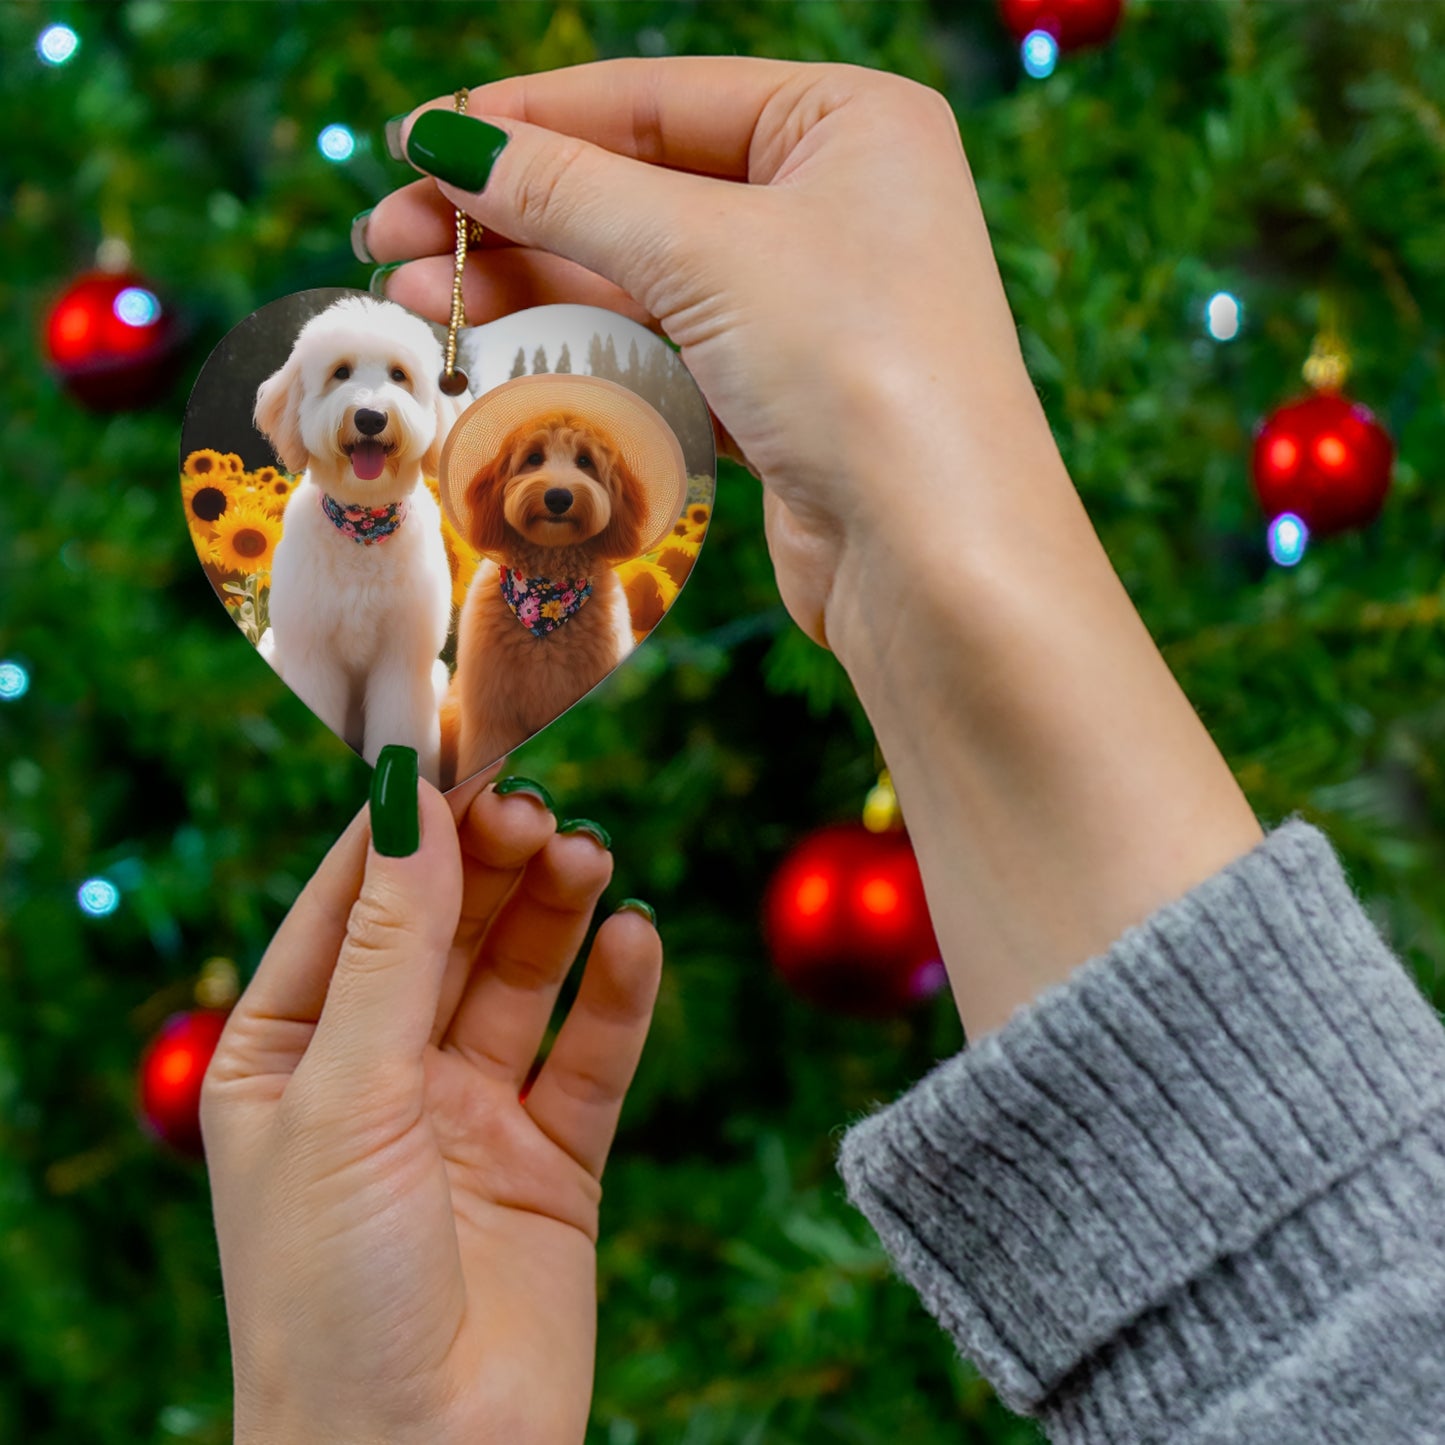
201, 754, 661, 1445
361, 57, 1060, 656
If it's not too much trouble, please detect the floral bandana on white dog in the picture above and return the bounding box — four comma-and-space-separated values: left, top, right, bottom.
500, 568, 594, 638
320, 492, 408, 545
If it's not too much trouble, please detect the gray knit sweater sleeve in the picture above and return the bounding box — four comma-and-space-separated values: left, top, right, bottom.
836, 819, 1445, 1443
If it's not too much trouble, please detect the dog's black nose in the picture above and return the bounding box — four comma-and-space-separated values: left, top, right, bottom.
544, 487, 573, 514
354, 408, 388, 436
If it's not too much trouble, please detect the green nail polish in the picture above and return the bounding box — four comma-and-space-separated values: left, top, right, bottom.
616, 898, 656, 926
493, 775, 555, 812
350, 208, 375, 265
558, 818, 612, 850
405, 110, 509, 192
384, 113, 409, 162
371, 745, 419, 857
369, 261, 404, 298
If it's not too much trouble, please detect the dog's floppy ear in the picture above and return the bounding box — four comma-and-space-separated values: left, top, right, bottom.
595, 452, 647, 562
253, 353, 308, 474
422, 388, 465, 482
461, 450, 513, 556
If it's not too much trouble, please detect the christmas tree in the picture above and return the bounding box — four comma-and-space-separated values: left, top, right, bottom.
2, 3, 1443, 1442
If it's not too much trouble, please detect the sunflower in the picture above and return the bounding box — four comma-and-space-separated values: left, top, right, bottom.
181, 469, 238, 530
440, 510, 480, 610
259, 473, 296, 513
183, 448, 227, 479
221, 453, 247, 475
253, 466, 280, 487
210, 503, 283, 575
654, 538, 699, 589
685, 502, 711, 529
614, 556, 679, 639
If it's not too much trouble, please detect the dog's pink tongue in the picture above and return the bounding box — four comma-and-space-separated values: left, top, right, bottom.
350, 442, 386, 481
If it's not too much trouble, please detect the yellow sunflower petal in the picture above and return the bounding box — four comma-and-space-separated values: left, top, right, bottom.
183, 448, 227, 479
211, 503, 283, 575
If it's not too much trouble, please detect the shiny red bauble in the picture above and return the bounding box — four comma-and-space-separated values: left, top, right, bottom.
1251, 392, 1394, 537
44, 270, 183, 409
137, 1009, 230, 1157
998, 0, 1125, 49
763, 823, 945, 1017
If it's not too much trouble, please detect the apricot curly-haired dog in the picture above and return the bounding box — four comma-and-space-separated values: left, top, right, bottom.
440, 412, 645, 787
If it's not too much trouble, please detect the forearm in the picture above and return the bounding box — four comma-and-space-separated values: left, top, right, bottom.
825, 381, 1262, 1040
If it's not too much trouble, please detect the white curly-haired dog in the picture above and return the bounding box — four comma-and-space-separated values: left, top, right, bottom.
253, 296, 461, 785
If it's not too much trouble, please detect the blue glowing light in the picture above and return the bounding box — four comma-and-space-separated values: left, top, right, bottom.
0, 660, 28, 701
1267, 512, 1309, 567
38, 24, 79, 66
1205, 291, 1242, 342
114, 287, 161, 328
1022, 30, 1059, 79
318, 124, 356, 162
78, 878, 121, 917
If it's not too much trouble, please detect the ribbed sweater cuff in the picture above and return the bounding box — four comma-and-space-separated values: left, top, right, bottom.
837, 818, 1445, 1434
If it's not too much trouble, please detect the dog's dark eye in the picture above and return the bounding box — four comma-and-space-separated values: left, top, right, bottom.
389, 367, 408, 384
576, 454, 593, 469
333, 364, 351, 380
525, 451, 544, 466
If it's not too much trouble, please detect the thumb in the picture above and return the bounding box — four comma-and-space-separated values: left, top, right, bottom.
304, 746, 462, 1087
396, 107, 744, 323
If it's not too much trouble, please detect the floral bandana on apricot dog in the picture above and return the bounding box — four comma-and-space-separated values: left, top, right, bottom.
500, 568, 594, 638
320, 492, 408, 545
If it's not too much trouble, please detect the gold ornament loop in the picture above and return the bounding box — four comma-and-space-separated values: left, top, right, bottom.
440, 88, 478, 398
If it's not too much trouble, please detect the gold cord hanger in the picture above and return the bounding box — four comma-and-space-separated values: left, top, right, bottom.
440, 88, 481, 396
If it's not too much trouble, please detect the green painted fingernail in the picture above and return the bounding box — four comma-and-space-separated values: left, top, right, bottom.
558, 818, 612, 850
350, 208, 375, 264
493, 775, 555, 812
405, 110, 509, 192
384, 113, 409, 162
369, 261, 404, 298
617, 898, 656, 926
371, 746, 419, 857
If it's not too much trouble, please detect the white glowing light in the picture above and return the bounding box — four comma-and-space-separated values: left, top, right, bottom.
1022, 30, 1059, 79
1267, 512, 1309, 567
318, 124, 356, 162
1206, 291, 1242, 342
0, 660, 29, 701
78, 878, 121, 917
38, 24, 79, 66
114, 287, 161, 327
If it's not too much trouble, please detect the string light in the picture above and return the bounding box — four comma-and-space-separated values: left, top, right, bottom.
1022, 30, 1059, 78
1205, 291, 1242, 341
1267, 512, 1309, 567
77, 878, 121, 917
37, 24, 79, 66
0, 660, 29, 701
317, 124, 356, 162
114, 286, 161, 327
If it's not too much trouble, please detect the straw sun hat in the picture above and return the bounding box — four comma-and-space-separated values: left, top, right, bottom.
439, 374, 689, 559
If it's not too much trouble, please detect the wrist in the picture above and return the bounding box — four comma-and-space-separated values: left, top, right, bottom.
820, 398, 1261, 1038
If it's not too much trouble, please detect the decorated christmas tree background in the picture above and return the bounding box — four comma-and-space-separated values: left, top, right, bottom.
2, 3, 1444, 1442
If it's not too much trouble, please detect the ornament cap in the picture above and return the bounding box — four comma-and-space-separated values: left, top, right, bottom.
863, 768, 903, 833
195, 955, 240, 1010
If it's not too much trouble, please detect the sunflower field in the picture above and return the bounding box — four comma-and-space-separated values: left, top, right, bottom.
3, 4, 1445, 1445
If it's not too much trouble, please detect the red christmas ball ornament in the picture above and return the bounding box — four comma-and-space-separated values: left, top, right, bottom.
137, 1009, 230, 1157
44, 269, 184, 410
1251, 392, 1394, 537
998, 0, 1124, 50
763, 822, 945, 1017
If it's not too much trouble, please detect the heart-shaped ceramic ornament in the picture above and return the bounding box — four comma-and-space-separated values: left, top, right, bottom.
180, 289, 715, 790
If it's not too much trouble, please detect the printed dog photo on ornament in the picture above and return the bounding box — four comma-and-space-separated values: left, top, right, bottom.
180, 289, 464, 785
180, 293, 715, 792
438, 306, 716, 788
